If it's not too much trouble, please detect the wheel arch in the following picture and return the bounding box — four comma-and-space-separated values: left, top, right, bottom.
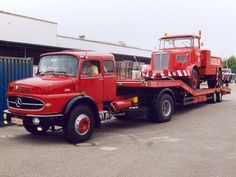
63, 96, 100, 128
186, 64, 199, 74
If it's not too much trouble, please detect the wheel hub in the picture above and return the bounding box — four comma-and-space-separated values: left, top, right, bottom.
162, 100, 171, 117
75, 114, 91, 135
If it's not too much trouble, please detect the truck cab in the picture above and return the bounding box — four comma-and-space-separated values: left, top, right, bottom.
8, 51, 117, 113
154, 34, 201, 70
4, 52, 130, 143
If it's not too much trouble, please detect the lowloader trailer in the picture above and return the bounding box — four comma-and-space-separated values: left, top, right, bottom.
3, 51, 231, 143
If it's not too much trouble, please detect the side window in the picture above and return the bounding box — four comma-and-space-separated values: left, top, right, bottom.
194, 38, 200, 48
176, 55, 187, 62
82, 60, 101, 76
104, 60, 114, 73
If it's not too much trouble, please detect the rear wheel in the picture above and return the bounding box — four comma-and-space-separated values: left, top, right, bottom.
23, 119, 49, 135
64, 106, 95, 144
148, 94, 174, 123
207, 69, 222, 88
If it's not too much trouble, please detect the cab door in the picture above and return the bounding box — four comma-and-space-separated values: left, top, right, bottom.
193, 37, 201, 67
103, 60, 116, 102
79, 59, 103, 104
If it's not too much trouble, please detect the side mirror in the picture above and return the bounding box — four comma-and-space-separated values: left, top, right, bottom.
200, 42, 204, 47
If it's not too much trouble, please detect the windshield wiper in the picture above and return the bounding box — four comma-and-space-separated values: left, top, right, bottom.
37, 70, 54, 75
53, 71, 68, 75
39, 70, 69, 76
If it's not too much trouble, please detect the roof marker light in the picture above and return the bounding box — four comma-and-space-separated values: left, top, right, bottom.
198, 30, 202, 36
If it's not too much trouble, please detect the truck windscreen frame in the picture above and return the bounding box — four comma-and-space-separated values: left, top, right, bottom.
38, 55, 79, 77
160, 37, 193, 49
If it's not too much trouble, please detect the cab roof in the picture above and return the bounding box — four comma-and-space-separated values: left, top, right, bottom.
161, 34, 201, 40
40, 51, 115, 59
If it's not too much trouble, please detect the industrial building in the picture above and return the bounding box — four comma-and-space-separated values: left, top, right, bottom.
0, 11, 152, 64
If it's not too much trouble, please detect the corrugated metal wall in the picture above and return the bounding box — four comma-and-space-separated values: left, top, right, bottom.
0, 56, 33, 123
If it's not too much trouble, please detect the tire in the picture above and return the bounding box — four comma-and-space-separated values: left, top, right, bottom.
64, 106, 95, 144
207, 69, 222, 88
208, 92, 217, 104
216, 92, 222, 102
23, 119, 49, 135
148, 94, 174, 123
186, 69, 199, 89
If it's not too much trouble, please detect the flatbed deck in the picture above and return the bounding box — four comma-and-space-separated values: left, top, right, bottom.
117, 79, 231, 97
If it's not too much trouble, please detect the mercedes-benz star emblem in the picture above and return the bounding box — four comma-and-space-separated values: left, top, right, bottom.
15, 97, 23, 108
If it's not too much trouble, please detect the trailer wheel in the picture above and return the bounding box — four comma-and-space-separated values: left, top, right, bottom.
216, 92, 222, 102
64, 106, 95, 144
23, 119, 49, 135
148, 94, 174, 123
209, 92, 217, 104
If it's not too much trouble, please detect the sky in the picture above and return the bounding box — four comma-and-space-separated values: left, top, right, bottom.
0, 0, 236, 58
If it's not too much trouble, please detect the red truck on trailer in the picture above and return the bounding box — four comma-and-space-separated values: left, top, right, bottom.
3, 49, 230, 144
143, 31, 222, 89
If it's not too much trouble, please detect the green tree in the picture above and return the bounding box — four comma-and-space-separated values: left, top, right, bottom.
225, 55, 236, 73
222, 60, 227, 68
222, 55, 236, 73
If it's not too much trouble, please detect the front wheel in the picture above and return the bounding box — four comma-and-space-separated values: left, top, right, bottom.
185, 69, 200, 89
148, 94, 174, 123
64, 106, 95, 144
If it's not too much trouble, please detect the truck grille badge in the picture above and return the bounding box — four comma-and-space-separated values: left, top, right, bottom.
15, 97, 23, 108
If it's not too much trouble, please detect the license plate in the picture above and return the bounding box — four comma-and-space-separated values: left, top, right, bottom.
11, 117, 23, 125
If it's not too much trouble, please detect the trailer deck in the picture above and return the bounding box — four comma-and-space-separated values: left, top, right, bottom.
117, 79, 231, 96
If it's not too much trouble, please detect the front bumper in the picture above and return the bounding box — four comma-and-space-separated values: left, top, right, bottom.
3, 110, 64, 125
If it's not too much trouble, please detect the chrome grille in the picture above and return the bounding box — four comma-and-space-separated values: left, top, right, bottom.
8, 96, 44, 110
154, 54, 169, 70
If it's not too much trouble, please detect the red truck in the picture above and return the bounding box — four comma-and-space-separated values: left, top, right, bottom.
143, 32, 222, 89
3, 51, 230, 143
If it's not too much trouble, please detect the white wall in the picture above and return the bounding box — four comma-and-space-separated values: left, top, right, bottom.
0, 11, 151, 58
57, 35, 151, 57
0, 11, 57, 46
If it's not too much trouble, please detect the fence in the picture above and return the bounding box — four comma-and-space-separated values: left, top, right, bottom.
0, 56, 33, 125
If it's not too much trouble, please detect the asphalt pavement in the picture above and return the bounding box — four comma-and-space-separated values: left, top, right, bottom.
0, 84, 236, 177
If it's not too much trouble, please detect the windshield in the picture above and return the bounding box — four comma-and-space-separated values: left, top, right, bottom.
38, 55, 78, 76
160, 37, 193, 49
